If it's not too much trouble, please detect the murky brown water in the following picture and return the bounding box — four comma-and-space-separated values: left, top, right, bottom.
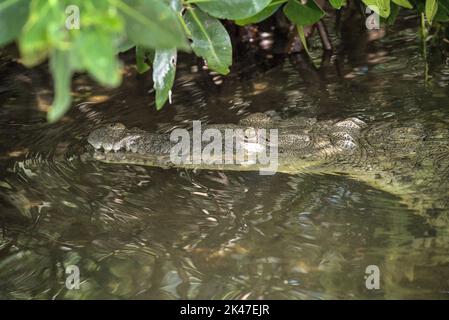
1, 19, 449, 299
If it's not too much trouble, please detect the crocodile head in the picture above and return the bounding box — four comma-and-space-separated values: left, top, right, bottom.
88, 123, 149, 153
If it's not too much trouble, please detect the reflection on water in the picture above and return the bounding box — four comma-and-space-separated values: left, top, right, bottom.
1, 18, 449, 299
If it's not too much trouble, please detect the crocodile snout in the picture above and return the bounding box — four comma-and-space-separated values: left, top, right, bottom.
87, 128, 104, 150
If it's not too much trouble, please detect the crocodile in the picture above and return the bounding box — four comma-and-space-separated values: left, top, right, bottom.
87, 113, 449, 224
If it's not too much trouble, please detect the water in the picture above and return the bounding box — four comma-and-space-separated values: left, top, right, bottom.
1, 21, 449, 299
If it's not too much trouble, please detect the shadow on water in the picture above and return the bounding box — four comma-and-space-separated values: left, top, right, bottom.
1, 15, 449, 299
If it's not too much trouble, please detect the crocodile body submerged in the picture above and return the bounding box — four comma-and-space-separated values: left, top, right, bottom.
88, 114, 449, 222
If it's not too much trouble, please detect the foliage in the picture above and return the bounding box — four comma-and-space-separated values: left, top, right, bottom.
0, 0, 447, 121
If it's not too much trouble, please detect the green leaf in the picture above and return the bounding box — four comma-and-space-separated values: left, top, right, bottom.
75, 30, 121, 87
19, 1, 65, 66
235, 1, 282, 25
440, 0, 449, 13
153, 49, 177, 110
392, 0, 412, 9
197, 0, 272, 20
415, 0, 425, 13
117, 0, 188, 50
116, 37, 135, 53
329, 0, 346, 9
425, 0, 438, 24
184, 8, 232, 75
436, 0, 449, 21
0, 0, 30, 46
163, 0, 183, 12
362, 0, 390, 18
384, 2, 399, 24
297, 25, 310, 54
47, 50, 73, 123
136, 45, 153, 73
283, 0, 326, 26
435, 5, 449, 22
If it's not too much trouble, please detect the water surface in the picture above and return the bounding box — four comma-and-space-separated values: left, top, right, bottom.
1, 22, 449, 299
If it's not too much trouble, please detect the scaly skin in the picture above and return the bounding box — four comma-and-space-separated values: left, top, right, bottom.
87, 114, 449, 223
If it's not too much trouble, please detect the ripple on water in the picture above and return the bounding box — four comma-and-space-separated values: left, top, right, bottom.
2, 26, 449, 298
